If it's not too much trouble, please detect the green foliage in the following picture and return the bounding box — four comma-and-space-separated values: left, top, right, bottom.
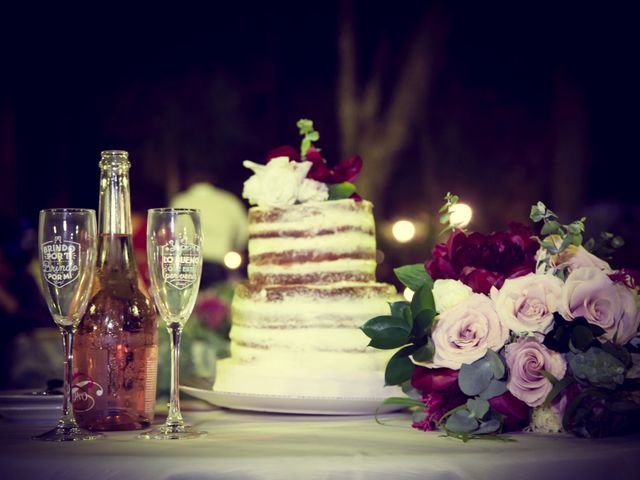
361, 315, 411, 349
531, 201, 591, 274
584, 231, 625, 260
297, 118, 319, 159
458, 350, 507, 399
568, 348, 626, 390
328, 182, 356, 200
394, 264, 434, 291
438, 192, 462, 236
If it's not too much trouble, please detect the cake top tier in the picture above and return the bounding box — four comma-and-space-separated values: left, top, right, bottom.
241, 119, 364, 209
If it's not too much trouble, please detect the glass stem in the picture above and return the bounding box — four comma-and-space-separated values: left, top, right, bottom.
166, 323, 184, 428
60, 326, 77, 428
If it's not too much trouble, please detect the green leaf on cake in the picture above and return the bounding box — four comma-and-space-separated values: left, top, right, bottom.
384, 347, 416, 386
297, 118, 320, 159
394, 264, 433, 291
361, 315, 411, 349
328, 182, 356, 200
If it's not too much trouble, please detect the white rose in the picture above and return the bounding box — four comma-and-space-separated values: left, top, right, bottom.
529, 406, 564, 433
297, 178, 329, 203
242, 157, 313, 207
427, 294, 508, 370
432, 279, 473, 313
491, 273, 563, 334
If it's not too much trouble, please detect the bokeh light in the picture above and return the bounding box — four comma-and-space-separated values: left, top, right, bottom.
392, 220, 416, 243
449, 203, 473, 228
223, 251, 242, 270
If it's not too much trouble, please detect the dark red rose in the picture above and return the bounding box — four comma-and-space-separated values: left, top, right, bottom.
609, 269, 640, 290
426, 222, 538, 295
488, 391, 530, 432
411, 367, 467, 432
411, 367, 459, 393
266, 143, 363, 186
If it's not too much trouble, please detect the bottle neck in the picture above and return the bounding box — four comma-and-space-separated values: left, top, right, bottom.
98, 162, 132, 236
97, 152, 136, 274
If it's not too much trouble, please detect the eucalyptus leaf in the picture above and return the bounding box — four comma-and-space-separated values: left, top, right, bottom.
445, 410, 479, 433
474, 418, 501, 435
568, 348, 625, 389
467, 398, 490, 419
486, 349, 506, 379
541, 220, 561, 236
394, 264, 433, 291
478, 379, 508, 400
459, 356, 495, 396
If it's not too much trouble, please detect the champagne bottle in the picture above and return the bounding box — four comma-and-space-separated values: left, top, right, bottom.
73, 150, 158, 431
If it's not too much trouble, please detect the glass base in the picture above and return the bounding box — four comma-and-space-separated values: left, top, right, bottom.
138, 423, 207, 440
32, 424, 103, 442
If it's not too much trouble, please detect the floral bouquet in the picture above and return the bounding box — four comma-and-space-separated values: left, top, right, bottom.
363, 194, 640, 440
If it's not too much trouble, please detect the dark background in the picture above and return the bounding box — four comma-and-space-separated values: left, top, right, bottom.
1, 1, 639, 273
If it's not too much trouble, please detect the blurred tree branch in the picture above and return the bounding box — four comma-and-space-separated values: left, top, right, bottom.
337, 0, 447, 208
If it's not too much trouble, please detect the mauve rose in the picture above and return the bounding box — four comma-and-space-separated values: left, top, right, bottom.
488, 391, 530, 432
505, 337, 566, 407
426, 294, 509, 370
490, 273, 563, 334
561, 266, 640, 345
426, 223, 538, 295
557, 245, 611, 273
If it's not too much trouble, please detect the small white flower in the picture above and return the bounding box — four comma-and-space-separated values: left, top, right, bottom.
432, 279, 473, 314
529, 405, 564, 433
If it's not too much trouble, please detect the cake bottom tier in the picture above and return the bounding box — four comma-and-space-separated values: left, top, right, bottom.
213, 357, 403, 399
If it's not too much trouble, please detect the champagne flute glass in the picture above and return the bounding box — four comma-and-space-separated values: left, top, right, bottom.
34, 209, 102, 441
140, 208, 206, 440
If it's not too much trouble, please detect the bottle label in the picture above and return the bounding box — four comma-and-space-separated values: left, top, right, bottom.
72, 372, 104, 413
41, 236, 81, 288
159, 239, 200, 290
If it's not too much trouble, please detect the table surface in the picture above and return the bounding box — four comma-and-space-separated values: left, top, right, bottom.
2, 401, 640, 480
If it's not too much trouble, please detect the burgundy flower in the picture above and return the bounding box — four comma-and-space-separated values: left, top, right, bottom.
267, 145, 300, 162
194, 296, 229, 330
411, 367, 459, 393
266, 144, 362, 185
412, 390, 467, 432
609, 269, 640, 290
488, 391, 530, 432
411, 367, 467, 432
426, 222, 538, 295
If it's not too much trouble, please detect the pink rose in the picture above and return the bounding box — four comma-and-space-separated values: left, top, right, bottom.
490, 273, 563, 334
505, 337, 567, 407
556, 244, 611, 273
561, 267, 640, 345
429, 294, 509, 370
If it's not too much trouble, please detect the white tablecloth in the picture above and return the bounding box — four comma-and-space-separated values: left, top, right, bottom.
2, 405, 640, 480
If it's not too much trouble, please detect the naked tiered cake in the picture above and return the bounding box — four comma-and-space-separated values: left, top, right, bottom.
213, 120, 401, 399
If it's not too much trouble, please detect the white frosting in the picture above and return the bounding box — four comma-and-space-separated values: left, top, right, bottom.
213, 198, 401, 399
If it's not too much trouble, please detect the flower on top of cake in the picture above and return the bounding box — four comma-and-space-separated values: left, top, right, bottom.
242, 119, 363, 208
